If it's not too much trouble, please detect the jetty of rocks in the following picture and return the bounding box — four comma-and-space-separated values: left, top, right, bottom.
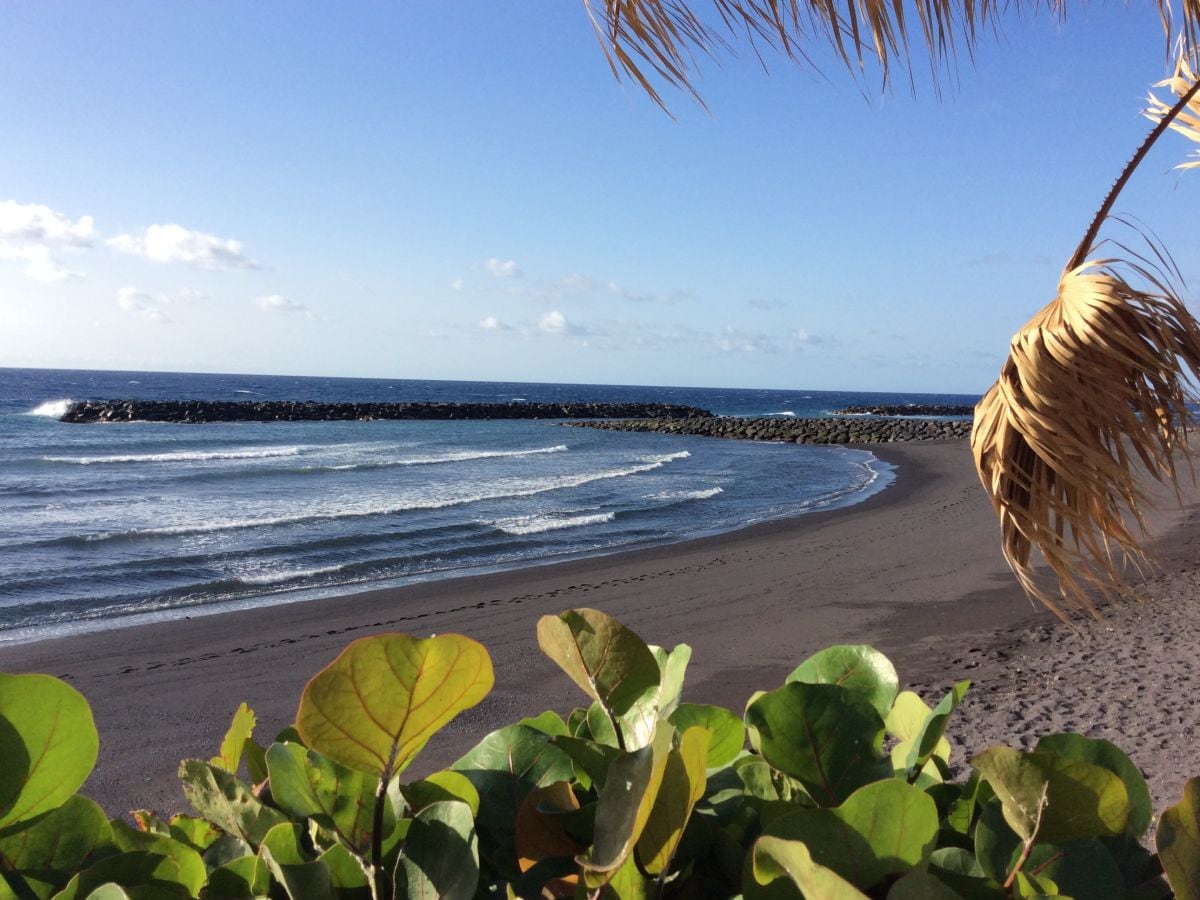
567, 415, 972, 444
58, 400, 714, 424
832, 404, 975, 416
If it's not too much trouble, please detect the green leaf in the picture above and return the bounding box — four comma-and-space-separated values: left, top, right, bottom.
264, 742, 381, 857
51, 853, 191, 900
0, 674, 99, 832
177, 759, 288, 847
258, 823, 334, 900
580, 728, 673, 876
1158, 775, 1200, 900
787, 645, 899, 719
536, 608, 661, 721
296, 632, 493, 780
764, 780, 938, 889
404, 770, 480, 818
651, 644, 691, 720
971, 747, 1129, 843
636, 726, 709, 875
519, 711, 569, 737
79, 886, 130, 900
317, 842, 371, 891
1035, 733, 1152, 837
165, 816, 219, 853
395, 800, 478, 900
209, 703, 256, 775
0, 795, 110, 891
751, 836, 870, 899
201, 854, 269, 899
904, 681, 969, 775
552, 735, 621, 791
668, 703, 745, 768
452, 724, 574, 881
745, 682, 887, 806
1023, 839, 1125, 898
887, 870, 964, 899
973, 800, 1022, 885
109, 821, 206, 898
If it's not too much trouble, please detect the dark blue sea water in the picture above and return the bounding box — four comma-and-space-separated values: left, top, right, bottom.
0, 368, 979, 643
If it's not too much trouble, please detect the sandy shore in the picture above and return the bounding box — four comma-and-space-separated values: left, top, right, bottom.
4, 438, 1197, 820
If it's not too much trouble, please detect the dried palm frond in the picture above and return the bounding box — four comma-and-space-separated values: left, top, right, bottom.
1148, 52, 1200, 167
971, 250, 1200, 616
583, 0, 1199, 111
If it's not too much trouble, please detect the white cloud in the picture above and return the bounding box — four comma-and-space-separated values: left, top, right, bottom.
479, 315, 510, 331
450, 278, 464, 291
0, 200, 94, 246
108, 223, 258, 270
254, 293, 312, 317
117, 286, 170, 323
484, 257, 522, 278
538, 310, 571, 335
0, 200, 94, 281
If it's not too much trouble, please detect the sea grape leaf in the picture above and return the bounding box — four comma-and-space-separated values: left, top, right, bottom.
787, 645, 899, 719
178, 759, 287, 847
395, 800, 478, 900
971, 747, 1128, 844
296, 632, 493, 780
751, 836, 870, 899
403, 770, 480, 818
0, 674, 99, 832
973, 800, 1022, 885
652, 644, 691, 720
109, 821, 206, 897
586, 853, 650, 898
886, 870, 964, 899
519, 711, 570, 737
745, 682, 887, 806
580, 728, 673, 878
536, 608, 661, 721
0, 794, 110, 889
636, 726, 710, 875
905, 681, 969, 775
165, 815, 219, 853
79, 886, 131, 900
585, 703, 620, 749
763, 779, 938, 889
1158, 776, 1200, 900
616, 643, 692, 749
1023, 838, 1125, 898
1036, 733, 1152, 838
258, 822, 334, 900
668, 703, 745, 768
317, 842, 371, 891
210, 703, 256, 775
885, 690, 934, 742
516, 781, 583, 890
201, 854, 269, 899
552, 735, 621, 791
264, 742, 381, 856
452, 723, 575, 881
50, 852, 190, 900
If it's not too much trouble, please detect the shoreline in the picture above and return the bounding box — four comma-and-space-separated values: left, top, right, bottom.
6, 438, 1194, 820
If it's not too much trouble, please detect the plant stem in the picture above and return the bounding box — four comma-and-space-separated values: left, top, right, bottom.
1003, 838, 1034, 890
1068, 73, 1200, 271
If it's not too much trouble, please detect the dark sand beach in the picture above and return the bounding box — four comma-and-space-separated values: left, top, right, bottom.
5, 438, 1198, 820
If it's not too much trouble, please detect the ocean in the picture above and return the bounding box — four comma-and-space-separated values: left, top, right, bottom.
0, 368, 978, 643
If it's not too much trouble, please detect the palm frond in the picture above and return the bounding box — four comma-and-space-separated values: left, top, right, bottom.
580, 0, 1200, 109
971, 247, 1200, 617
1148, 52, 1200, 167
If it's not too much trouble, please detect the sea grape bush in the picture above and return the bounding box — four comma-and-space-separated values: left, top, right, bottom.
2, 609, 1200, 898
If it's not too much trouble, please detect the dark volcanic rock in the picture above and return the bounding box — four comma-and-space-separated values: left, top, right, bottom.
566, 415, 972, 444
832, 404, 975, 417
58, 400, 713, 424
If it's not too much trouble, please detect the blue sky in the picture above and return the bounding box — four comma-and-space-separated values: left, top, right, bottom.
1, 1, 1196, 392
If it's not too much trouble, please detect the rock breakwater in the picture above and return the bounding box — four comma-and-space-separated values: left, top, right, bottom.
59, 400, 713, 424
833, 404, 975, 416
568, 416, 972, 444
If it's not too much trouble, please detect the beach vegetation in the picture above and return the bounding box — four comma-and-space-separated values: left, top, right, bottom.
583, 1, 1200, 617
2, 607, 1198, 897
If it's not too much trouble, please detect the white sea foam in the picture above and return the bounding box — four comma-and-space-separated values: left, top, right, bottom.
316, 444, 568, 471
490, 512, 615, 535
45, 446, 303, 465
766, 411, 796, 417
236, 563, 348, 585
75, 450, 689, 542
27, 399, 72, 418
651, 486, 724, 501
233, 389, 257, 394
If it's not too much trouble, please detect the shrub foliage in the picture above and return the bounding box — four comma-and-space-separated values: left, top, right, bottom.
0, 607, 1197, 898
